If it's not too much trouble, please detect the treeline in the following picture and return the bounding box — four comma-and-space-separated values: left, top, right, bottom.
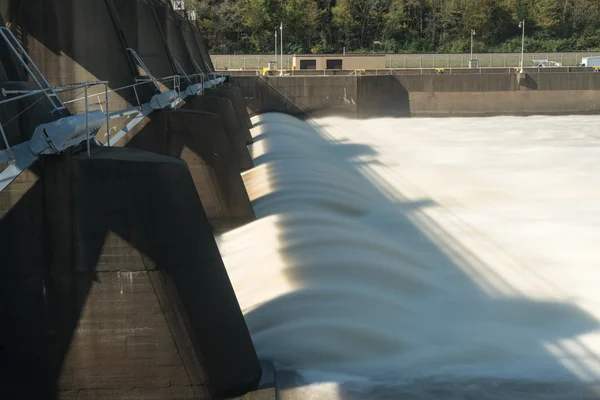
189, 0, 600, 54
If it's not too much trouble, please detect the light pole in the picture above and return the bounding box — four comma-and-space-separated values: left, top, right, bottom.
470, 30, 476, 67
373, 40, 382, 54
274, 30, 277, 68
519, 20, 525, 73
280, 22, 283, 70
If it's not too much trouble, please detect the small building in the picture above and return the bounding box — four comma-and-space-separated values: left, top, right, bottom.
292, 54, 386, 70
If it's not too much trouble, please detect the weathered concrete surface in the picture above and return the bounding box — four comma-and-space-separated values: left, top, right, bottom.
124, 110, 255, 231
180, 22, 207, 74
357, 76, 410, 118
153, 1, 195, 77
0, 0, 216, 111
205, 86, 255, 143
111, 0, 176, 91
192, 26, 214, 72
4, 0, 138, 113
0, 147, 261, 399
408, 90, 600, 116
394, 73, 520, 92
184, 95, 253, 171
233, 76, 357, 119
233, 72, 600, 117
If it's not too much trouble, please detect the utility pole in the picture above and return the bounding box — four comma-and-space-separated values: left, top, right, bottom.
519, 20, 525, 73
470, 30, 475, 66
275, 30, 277, 68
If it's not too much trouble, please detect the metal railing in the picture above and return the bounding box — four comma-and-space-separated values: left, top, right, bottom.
225, 65, 597, 78
0, 81, 109, 157
0, 51, 225, 193
0, 26, 66, 113
211, 52, 600, 70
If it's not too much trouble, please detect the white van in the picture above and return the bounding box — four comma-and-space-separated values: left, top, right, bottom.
581, 57, 600, 67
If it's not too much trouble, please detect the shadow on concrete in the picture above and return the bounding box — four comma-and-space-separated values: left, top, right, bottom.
0, 0, 211, 109
234, 76, 412, 120
358, 76, 411, 118
125, 109, 255, 232
240, 114, 600, 399
0, 147, 261, 399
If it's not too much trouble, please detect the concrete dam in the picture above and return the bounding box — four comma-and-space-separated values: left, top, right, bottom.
3, 2, 600, 400
0, 1, 263, 399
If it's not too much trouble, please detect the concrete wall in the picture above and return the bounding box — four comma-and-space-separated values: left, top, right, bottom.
233, 76, 357, 118
408, 90, 600, 116
122, 110, 255, 232
357, 76, 410, 118
184, 95, 254, 171
233, 71, 600, 117
205, 85, 254, 140
181, 22, 206, 74
154, 1, 196, 77
0, 147, 261, 399
10, 0, 139, 113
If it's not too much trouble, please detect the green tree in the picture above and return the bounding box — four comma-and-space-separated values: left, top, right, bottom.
186, 0, 600, 54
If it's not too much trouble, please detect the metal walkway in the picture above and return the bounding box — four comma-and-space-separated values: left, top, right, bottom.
0, 37, 226, 192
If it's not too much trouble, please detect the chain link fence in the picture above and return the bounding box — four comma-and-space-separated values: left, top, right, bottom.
211, 52, 600, 70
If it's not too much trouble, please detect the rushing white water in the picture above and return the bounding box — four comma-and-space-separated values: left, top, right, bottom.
218, 113, 600, 399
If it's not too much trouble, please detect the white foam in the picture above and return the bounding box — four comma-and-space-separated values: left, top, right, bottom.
219, 113, 600, 398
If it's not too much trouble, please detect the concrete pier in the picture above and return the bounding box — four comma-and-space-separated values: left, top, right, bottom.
184, 95, 254, 171
1, 2, 268, 399
124, 111, 255, 231
205, 86, 254, 143
0, 147, 261, 399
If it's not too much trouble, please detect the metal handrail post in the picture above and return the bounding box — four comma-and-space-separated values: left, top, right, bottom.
0, 124, 13, 160
0, 27, 65, 112
0, 28, 49, 89
85, 83, 90, 157
105, 83, 110, 147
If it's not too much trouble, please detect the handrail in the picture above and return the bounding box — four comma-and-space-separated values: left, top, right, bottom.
0, 40, 226, 193
0, 27, 66, 113
173, 57, 192, 83
0, 81, 110, 159
126, 48, 161, 92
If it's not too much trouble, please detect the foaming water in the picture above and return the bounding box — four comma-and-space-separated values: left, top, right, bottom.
218, 113, 600, 399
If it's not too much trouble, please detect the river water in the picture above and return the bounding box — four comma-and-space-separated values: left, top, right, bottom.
217, 113, 600, 399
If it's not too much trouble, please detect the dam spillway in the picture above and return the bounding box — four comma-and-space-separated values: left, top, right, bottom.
221, 112, 600, 399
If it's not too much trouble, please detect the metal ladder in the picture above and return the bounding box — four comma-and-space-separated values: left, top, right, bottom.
0, 27, 66, 114
126, 48, 161, 92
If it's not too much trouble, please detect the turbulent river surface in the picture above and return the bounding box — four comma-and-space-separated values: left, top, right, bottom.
217, 113, 600, 399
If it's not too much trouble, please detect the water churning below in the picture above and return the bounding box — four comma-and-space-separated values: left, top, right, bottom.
217, 113, 600, 399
